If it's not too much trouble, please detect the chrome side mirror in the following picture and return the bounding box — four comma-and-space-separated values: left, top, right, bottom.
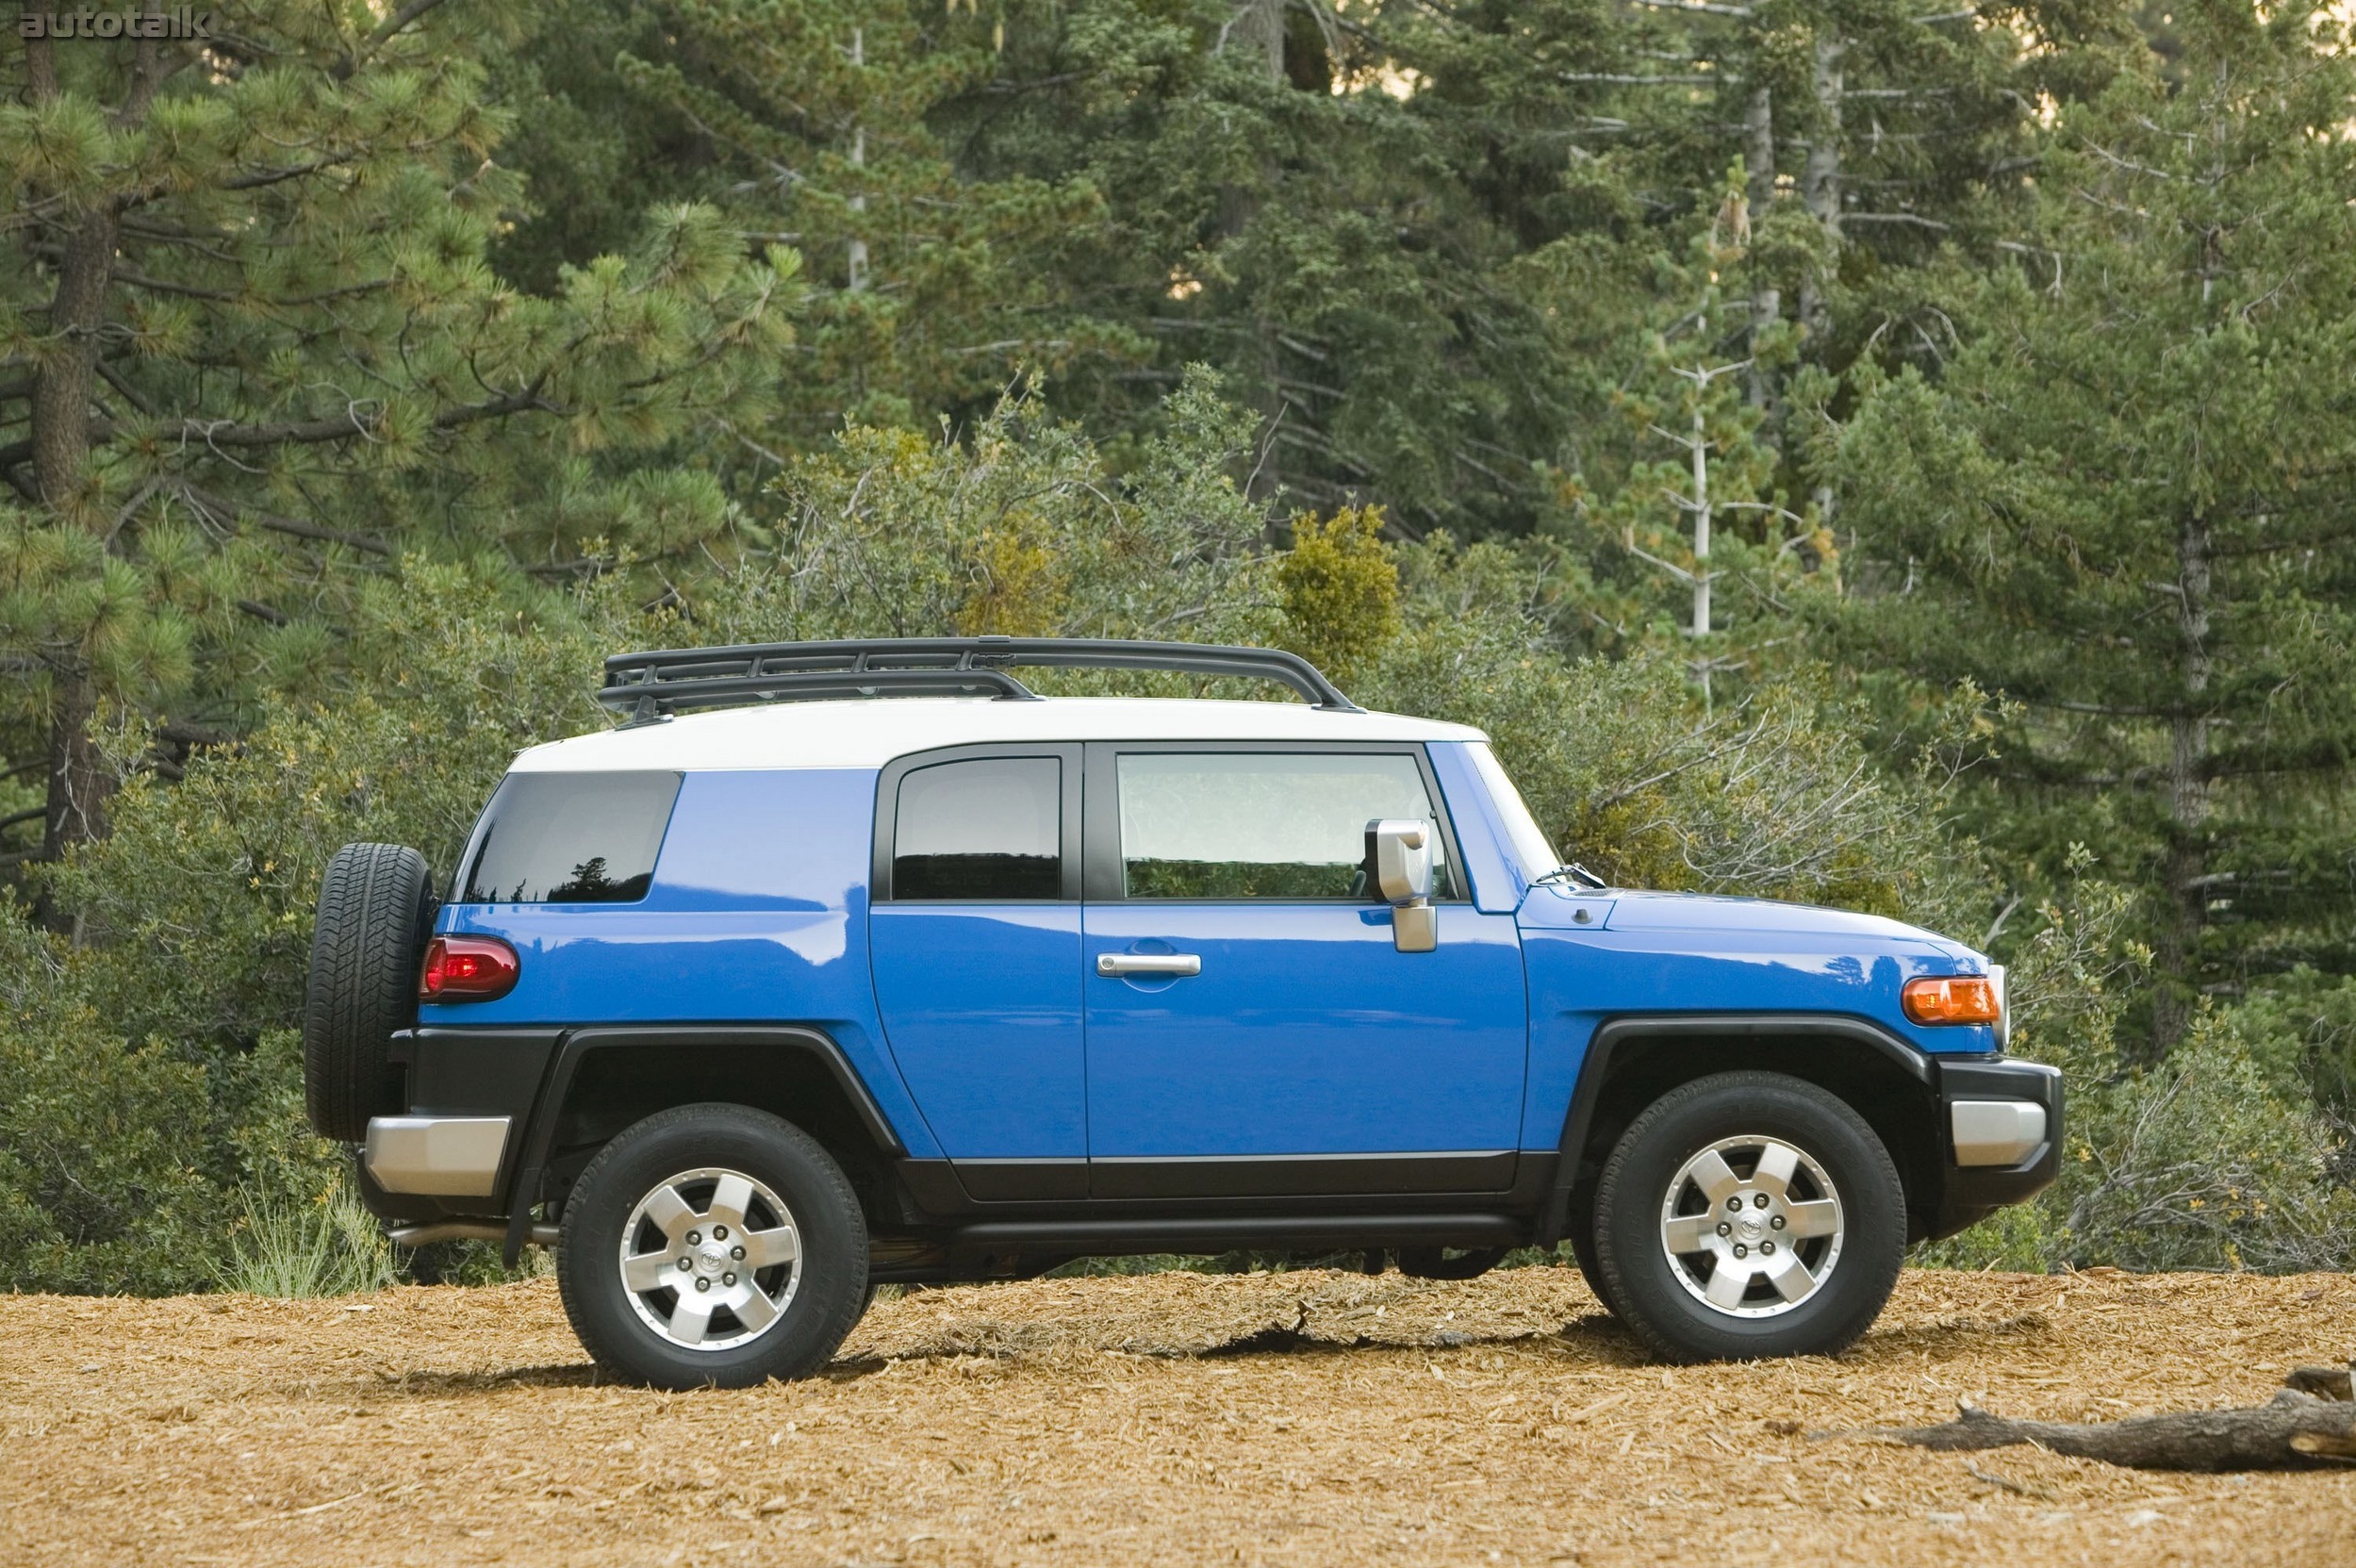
1367, 817, 1436, 952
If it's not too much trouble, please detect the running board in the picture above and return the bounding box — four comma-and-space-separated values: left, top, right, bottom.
946, 1213, 1524, 1252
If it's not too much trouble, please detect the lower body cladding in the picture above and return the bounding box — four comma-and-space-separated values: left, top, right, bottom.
360, 1025, 2064, 1279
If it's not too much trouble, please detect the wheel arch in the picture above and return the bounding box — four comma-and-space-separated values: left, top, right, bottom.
1539, 1015, 1944, 1249
505, 1026, 906, 1263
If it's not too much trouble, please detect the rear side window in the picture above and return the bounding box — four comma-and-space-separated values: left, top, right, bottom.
892, 757, 1061, 900
456, 771, 682, 904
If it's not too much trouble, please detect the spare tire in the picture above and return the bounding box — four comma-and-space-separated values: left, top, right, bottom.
303, 842, 436, 1142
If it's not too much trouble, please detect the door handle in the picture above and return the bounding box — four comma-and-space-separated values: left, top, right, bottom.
1096, 952, 1202, 978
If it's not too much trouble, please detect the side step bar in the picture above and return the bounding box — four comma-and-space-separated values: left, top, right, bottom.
948, 1213, 1523, 1251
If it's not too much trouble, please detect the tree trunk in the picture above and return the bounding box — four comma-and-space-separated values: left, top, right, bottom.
1796, 36, 1843, 345
2153, 507, 2215, 1050
25, 29, 124, 898
1227, 0, 1287, 85
1742, 84, 1780, 415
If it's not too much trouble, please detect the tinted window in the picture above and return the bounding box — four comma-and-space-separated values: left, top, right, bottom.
457, 771, 681, 904
893, 758, 1061, 900
1117, 752, 1451, 900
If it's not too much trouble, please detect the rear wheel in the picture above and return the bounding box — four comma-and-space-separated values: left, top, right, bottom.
1592, 1071, 1904, 1362
303, 843, 435, 1142
557, 1104, 870, 1389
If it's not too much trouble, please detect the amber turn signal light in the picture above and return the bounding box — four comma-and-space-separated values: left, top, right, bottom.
1902, 974, 2002, 1027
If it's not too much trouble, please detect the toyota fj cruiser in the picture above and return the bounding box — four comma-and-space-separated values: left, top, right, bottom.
304, 637, 2059, 1388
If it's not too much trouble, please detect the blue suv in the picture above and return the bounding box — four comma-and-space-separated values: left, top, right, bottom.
303, 637, 2059, 1388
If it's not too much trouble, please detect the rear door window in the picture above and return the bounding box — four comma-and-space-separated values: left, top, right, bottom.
456, 771, 682, 903
891, 756, 1063, 900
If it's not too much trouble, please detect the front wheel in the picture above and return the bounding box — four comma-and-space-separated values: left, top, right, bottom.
557, 1104, 870, 1389
1591, 1071, 1904, 1363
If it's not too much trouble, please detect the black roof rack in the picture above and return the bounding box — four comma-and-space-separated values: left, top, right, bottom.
597, 636, 1362, 723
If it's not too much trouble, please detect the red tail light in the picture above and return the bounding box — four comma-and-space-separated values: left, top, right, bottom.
1903, 973, 2002, 1027
420, 936, 519, 1002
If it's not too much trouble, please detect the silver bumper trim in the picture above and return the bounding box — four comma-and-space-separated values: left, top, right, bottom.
1949, 1099, 2048, 1167
363, 1114, 512, 1197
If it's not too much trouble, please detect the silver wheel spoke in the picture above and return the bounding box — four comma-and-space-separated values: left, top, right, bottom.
1704, 1258, 1754, 1309
1662, 1213, 1719, 1254
1785, 1198, 1840, 1239
706, 1173, 755, 1231
640, 1182, 696, 1241
1658, 1134, 1847, 1321
1687, 1148, 1742, 1205
733, 1288, 780, 1334
618, 1165, 803, 1353
622, 1250, 677, 1292
1763, 1249, 1815, 1303
743, 1226, 798, 1269
1752, 1141, 1801, 1199
668, 1295, 715, 1345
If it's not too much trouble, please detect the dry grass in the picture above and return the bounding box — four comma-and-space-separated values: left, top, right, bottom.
2, 1266, 2352, 1566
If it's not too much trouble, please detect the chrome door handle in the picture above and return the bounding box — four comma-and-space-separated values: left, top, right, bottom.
1096, 952, 1202, 978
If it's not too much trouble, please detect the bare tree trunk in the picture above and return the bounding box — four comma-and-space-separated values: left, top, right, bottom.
1226, 0, 1287, 85
1796, 36, 1843, 344
847, 26, 868, 292
25, 24, 123, 898
1217, 0, 1288, 500
1742, 84, 1780, 415
1796, 34, 1842, 531
2154, 508, 2215, 1050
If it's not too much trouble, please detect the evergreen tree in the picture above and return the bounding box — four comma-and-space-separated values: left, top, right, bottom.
1832, 0, 2356, 1046
1, 1, 793, 878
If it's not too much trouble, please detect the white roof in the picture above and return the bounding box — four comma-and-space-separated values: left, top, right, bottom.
509, 697, 1487, 773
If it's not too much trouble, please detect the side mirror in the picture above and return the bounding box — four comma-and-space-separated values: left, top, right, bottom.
1366, 818, 1436, 952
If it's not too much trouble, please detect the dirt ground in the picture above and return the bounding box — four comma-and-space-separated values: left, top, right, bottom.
2, 1267, 2352, 1567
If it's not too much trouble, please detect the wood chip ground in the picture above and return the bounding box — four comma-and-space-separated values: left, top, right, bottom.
3, 1268, 2352, 1564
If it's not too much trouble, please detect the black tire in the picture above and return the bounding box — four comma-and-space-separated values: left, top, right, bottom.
1396, 1245, 1508, 1280
557, 1104, 870, 1389
1591, 1071, 1905, 1363
1565, 1186, 1623, 1320
302, 842, 435, 1142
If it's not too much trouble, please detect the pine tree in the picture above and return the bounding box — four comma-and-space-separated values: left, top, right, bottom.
1832, 0, 2356, 1045
1, 1, 793, 880
602, 0, 1115, 439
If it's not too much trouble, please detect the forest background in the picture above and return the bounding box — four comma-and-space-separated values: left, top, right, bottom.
4, 0, 2352, 1294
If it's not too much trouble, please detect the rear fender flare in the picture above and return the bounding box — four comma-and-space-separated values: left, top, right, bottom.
503, 1024, 905, 1263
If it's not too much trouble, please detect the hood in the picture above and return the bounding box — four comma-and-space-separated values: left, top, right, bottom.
1521, 885, 1982, 966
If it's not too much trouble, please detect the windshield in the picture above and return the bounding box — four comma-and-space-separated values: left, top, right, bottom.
1465, 742, 1562, 883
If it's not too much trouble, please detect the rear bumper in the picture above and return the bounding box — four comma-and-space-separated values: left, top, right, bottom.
362, 1115, 512, 1198
1926, 1056, 2064, 1241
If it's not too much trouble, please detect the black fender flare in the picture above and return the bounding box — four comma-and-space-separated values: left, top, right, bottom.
502, 1024, 905, 1263
1534, 1013, 1935, 1247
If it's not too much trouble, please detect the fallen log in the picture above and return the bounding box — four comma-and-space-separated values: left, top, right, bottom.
1885, 1362, 2356, 1472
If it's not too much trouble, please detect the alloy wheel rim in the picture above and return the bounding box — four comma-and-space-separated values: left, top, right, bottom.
618, 1165, 802, 1351
1657, 1134, 1844, 1319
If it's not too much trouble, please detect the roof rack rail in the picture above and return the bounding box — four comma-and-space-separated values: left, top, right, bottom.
597, 636, 1362, 723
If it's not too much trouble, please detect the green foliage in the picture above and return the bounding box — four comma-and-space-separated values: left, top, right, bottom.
1277, 506, 1401, 687
221, 1154, 397, 1299
1830, 2, 2356, 1044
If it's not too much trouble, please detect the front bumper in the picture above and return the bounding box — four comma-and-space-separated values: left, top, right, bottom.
1926, 1056, 2064, 1240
